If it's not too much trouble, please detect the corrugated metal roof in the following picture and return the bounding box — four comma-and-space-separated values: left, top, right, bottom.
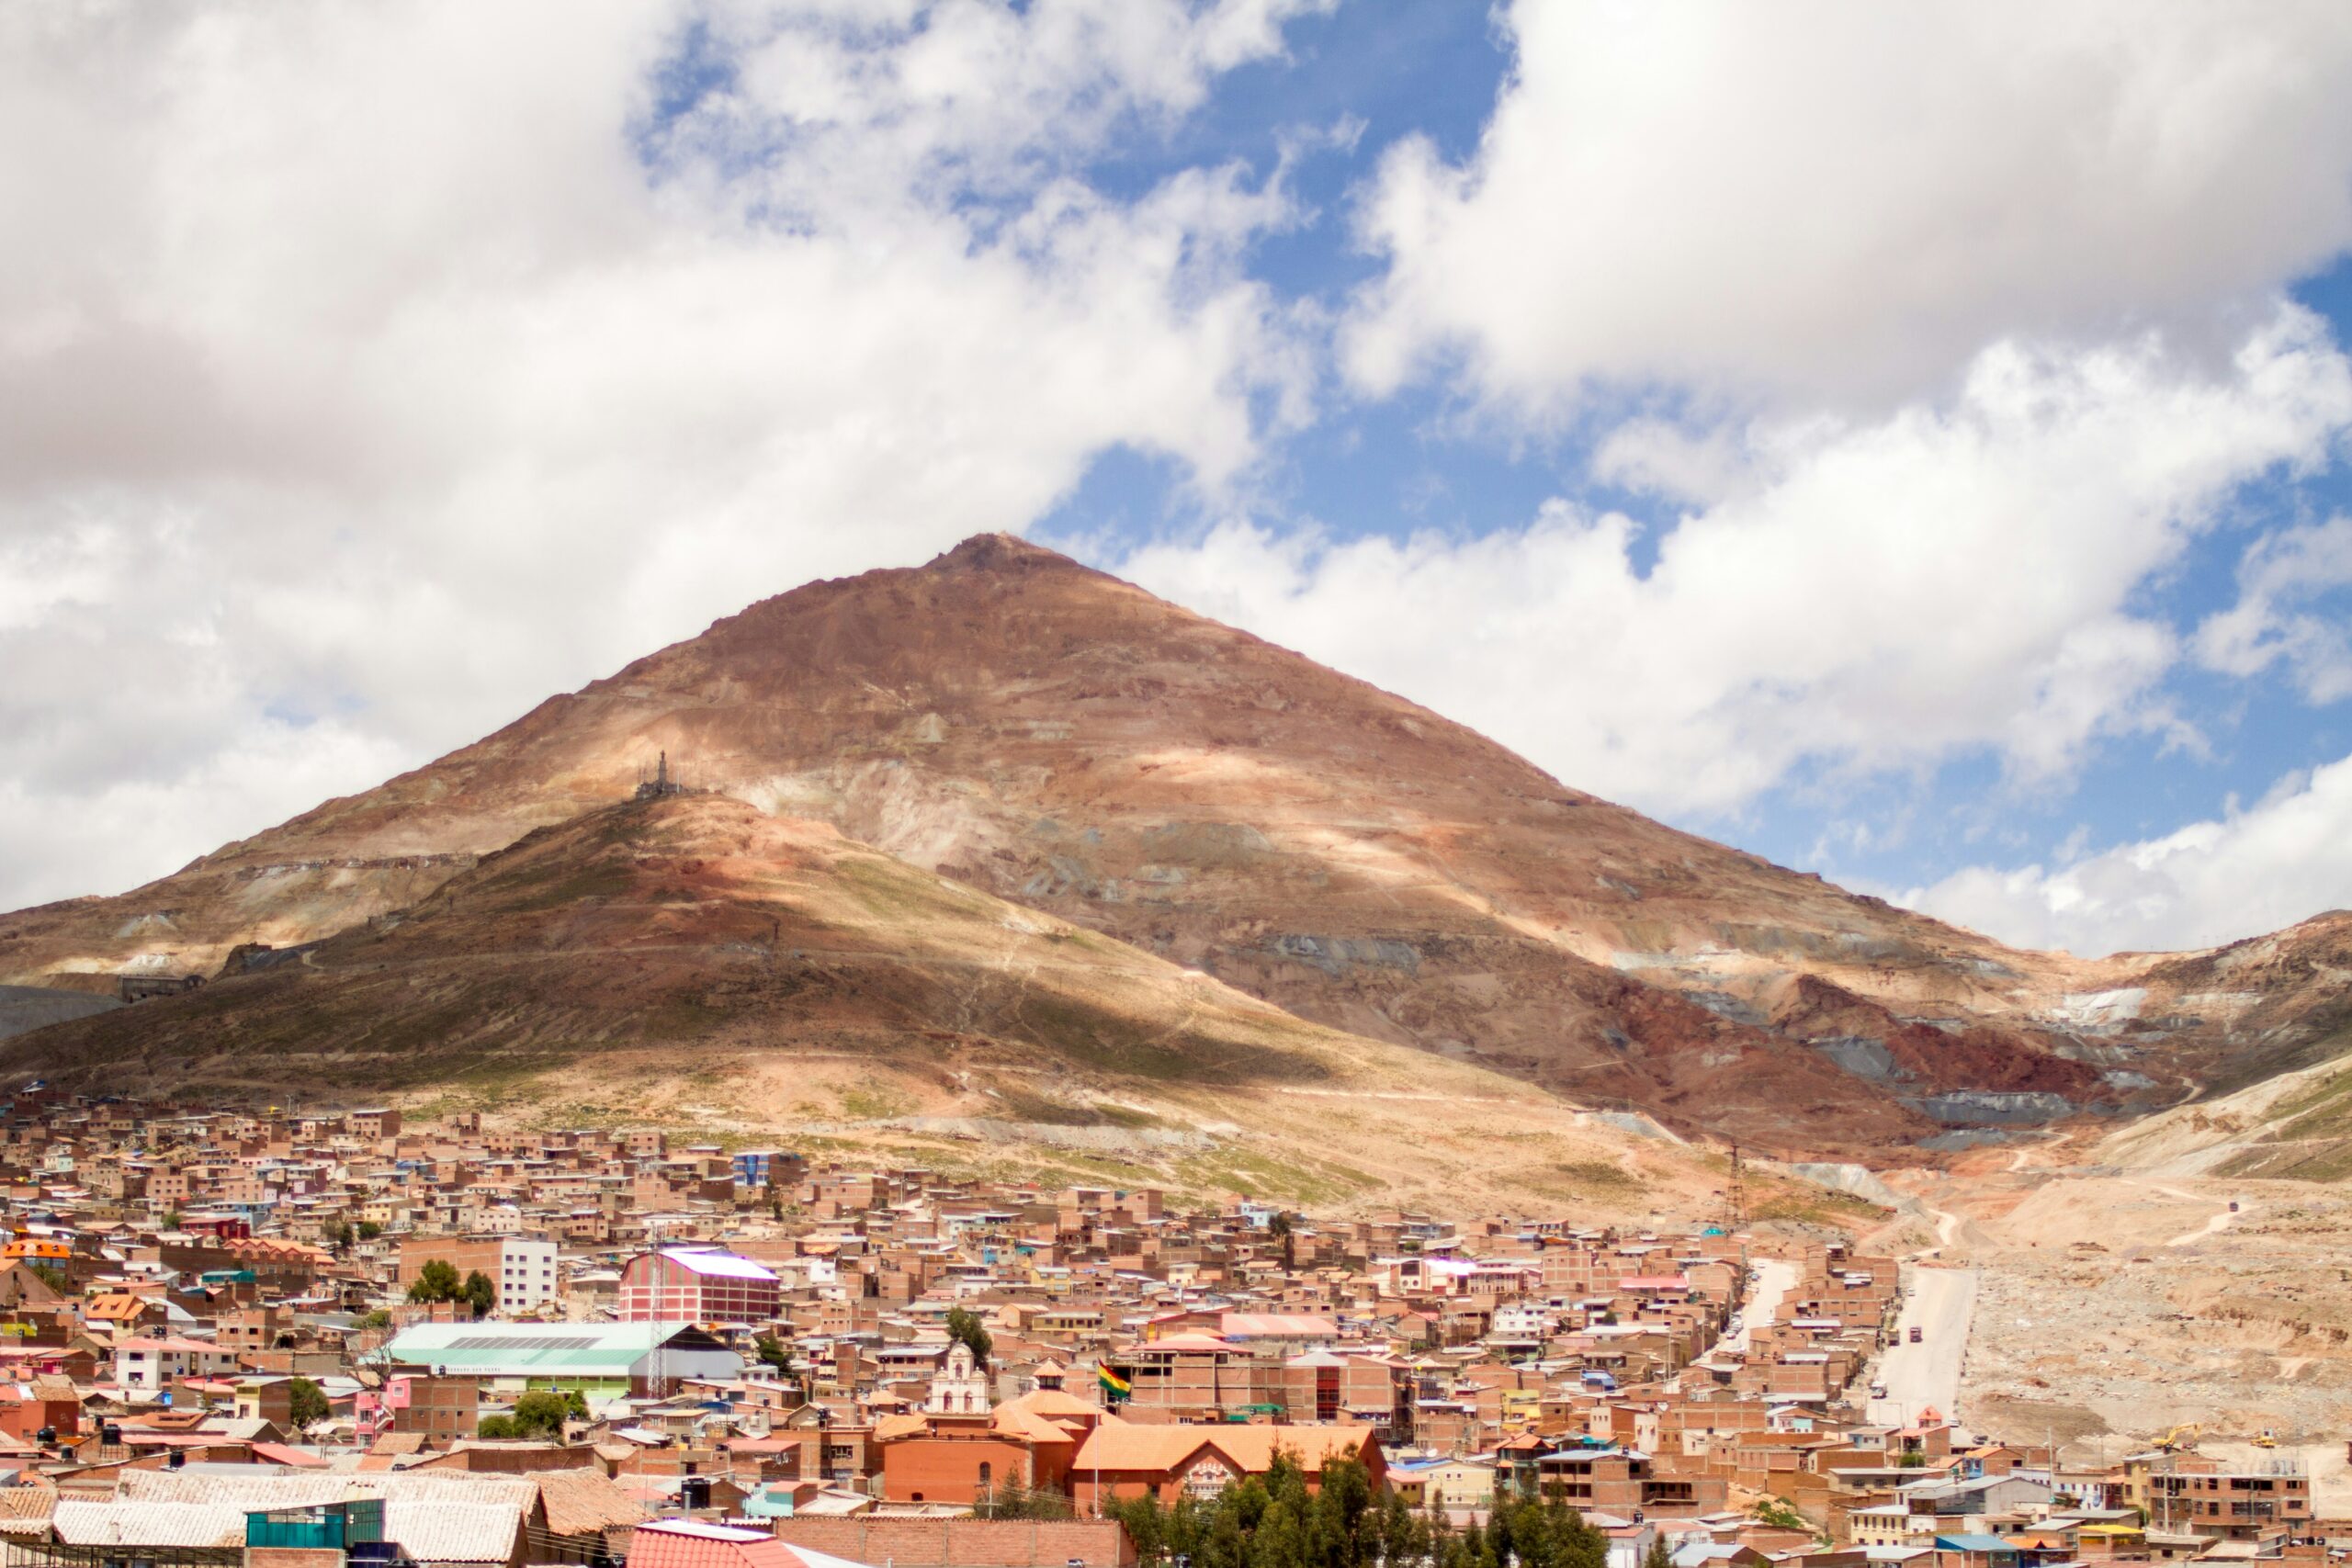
101, 1471, 531, 1563
652, 1249, 779, 1282
53, 1499, 247, 1549
385, 1321, 735, 1375
118, 1469, 537, 1510
387, 1498, 525, 1564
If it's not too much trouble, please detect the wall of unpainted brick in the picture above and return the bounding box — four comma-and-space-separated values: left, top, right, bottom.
769, 1518, 1136, 1568
247, 1549, 345, 1568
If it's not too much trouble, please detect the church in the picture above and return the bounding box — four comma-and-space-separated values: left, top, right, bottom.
873, 1350, 1110, 1506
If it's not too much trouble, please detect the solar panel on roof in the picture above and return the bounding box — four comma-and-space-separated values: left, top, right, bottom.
442, 1335, 600, 1351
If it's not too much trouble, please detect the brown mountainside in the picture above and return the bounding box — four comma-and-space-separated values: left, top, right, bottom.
3, 533, 2344, 1155
3, 793, 1772, 1217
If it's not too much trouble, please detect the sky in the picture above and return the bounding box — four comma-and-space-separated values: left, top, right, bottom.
6, 1, 2352, 959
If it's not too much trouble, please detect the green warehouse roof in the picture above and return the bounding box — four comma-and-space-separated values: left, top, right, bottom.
385, 1321, 732, 1376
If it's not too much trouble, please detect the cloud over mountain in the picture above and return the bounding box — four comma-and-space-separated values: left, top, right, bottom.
1124, 309, 2352, 820
1344, 0, 2352, 413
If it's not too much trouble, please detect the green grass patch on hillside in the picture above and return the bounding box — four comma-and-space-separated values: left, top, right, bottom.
1015, 992, 1329, 1085
836, 856, 982, 927
2256, 1062, 2352, 1145
1172, 1147, 1376, 1207
837, 1081, 915, 1120
1553, 1159, 1640, 1190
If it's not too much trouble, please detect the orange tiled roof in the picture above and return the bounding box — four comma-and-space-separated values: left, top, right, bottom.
999, 1388, 1102, 1421
84, 1296, 150, 1322
1071, 1420, 1375, 1477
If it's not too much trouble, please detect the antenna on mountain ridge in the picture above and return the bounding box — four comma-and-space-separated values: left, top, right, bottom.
634, 750, 687, 802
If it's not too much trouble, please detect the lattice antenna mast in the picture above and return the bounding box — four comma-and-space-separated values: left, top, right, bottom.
1725, 1143, 1748, 1231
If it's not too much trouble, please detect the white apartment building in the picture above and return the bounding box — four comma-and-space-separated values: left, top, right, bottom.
495, 1235, 559, 1310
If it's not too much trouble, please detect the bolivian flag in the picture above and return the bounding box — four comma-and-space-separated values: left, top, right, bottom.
1098, 1364, 1131, 1400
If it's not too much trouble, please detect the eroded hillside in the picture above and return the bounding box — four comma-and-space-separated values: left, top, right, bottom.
4, 794, 1810, 1218
5, 535, 2346, 1154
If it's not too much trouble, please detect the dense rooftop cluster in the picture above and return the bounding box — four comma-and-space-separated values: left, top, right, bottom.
0, 1089, 2312, 1568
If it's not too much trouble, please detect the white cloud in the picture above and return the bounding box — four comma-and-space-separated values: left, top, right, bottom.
2194, 515, 2352, 703
0, 1, 1323, 910
1121, 308, 2352, 819
1344, 0, 2352, 416
1907, 756, 2352, 955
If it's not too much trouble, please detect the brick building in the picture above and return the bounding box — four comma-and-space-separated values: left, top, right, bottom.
619, 1249, 782, 1327
396, 1235, 559, 1312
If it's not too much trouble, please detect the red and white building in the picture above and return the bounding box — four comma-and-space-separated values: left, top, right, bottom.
618, 1248, 782, 1327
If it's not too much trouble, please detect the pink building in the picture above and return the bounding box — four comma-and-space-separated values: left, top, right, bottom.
618, 1248, 782, 1326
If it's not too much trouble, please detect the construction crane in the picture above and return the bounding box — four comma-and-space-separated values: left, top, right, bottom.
2155, 1423, 2201, 1452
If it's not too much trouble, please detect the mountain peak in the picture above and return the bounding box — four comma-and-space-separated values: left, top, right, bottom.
6, 539, 2330, 1156
927, 532, 1076, 573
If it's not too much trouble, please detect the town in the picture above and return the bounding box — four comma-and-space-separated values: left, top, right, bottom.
0, 1089, 2311, 1568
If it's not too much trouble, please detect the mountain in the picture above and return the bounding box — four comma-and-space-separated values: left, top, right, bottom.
1, 792, 1776, 1217
0, 986, 118, 1041
4, 533, 2346, 1156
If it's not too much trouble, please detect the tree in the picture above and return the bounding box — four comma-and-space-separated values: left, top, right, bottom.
461, 1270, 496, 1319
356, 1308, 393, 1331
1105, 1453, 1464, 1568
1487, 1494, 1611, 1568
753, 1334, 795, 1376
407, 1259, 461, 1303
981, 1480, 1074, 1520
287, 1376, 330, 1432
944, 1304, 992, 1367
1753, 1497, 1808, 1531
27, 1264, 66, 1295
1644, 1538, 1674, 1568
1267, 1212, 1297, 1270
357, 1221, 383, 1240
507, 1389, 576, 1440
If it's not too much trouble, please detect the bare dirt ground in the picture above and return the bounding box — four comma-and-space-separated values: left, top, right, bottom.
432, 1042, 1832, 1225
1867, 1144, 2352, 1515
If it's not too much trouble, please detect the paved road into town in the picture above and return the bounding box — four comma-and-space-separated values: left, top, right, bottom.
1680, 1255, 1802, 1386
1867, 1264, 1977, 1428
1731, 1257, 1799, 1353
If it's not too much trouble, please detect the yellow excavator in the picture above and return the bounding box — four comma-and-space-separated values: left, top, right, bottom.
2253, 1430, 2279, 1450
2155, 1424, 2201, 1452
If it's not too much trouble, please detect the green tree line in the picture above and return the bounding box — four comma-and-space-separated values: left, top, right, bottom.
478, 1387, 586, 1440
406, 1258, 495, 1317
1106, 1456, 1611, 1568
